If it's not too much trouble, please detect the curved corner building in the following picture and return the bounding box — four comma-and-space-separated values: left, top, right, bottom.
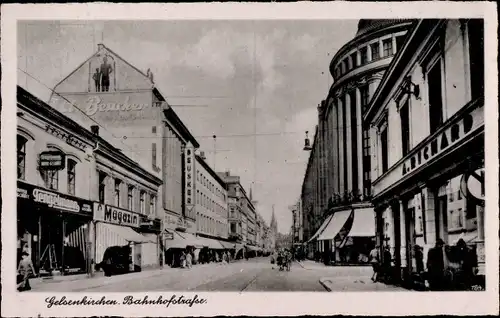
302, 19, 414, 263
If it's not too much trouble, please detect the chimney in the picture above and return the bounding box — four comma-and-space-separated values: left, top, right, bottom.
90, 125, 99, 136
200, 151, 206, 160
97, 43, 104, 52
225, 171, 230, 177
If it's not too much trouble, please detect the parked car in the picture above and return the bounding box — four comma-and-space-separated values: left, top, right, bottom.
95, 245, 134, 277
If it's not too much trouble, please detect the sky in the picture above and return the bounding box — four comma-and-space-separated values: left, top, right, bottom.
17, 20, 358, 233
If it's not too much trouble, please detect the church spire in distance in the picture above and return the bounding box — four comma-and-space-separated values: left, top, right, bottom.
270, 204, 278, 232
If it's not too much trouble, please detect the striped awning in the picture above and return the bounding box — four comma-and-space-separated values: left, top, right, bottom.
318, 210, 352, 241
218, 240, 236, 249
178, 232, 205, 248
307, 214, 334, 243
164, 230, 189, 249
101, 223, 153, 243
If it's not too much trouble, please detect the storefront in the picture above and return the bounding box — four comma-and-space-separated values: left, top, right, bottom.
93, 203, 154, 272
138, 216, 162, 268
17, 181, 94, 276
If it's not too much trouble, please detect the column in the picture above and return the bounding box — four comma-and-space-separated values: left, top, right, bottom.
355, 88, 364, 199
392, 34, 397, 54
369, 126, 378, 183
399, 200, 407, 269
367, 43, 372, 63
337, 97, 345, 195
356, 49, 362, 67
379, 38, 383, 58
345, 93, 353, 193
331, 101, 339, 195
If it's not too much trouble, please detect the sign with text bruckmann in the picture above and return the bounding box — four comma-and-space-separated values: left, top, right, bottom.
93, 203, 141, 228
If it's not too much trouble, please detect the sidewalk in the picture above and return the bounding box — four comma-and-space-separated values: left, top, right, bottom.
319, 276, 406, 292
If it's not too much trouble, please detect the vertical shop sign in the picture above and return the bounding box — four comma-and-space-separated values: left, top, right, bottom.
184, 145, 195, 207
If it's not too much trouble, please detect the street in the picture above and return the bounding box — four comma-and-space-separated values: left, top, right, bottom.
29, 257, 405, 292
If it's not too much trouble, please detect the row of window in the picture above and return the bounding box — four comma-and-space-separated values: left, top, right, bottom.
197, 212, 228, 237
98, 171, 157, 217
196, 169, 226, 201
196, 189, 227, 217
334, 35, 406, 80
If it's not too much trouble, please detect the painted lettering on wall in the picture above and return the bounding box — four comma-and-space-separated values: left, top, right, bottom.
33, 188, 81, 213
402, 106, 482, 176
57, 96, 149, 116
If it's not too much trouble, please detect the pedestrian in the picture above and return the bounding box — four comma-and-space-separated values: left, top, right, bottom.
180, 251, 186, 268
426, 239, 447, 290
455, 239, 478, 290
369, 245, 380, 282
186, 251, 193, 269
17, 251, 36, 291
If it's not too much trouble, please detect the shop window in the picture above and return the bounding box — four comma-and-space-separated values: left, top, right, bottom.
360, 47, 368, 65
140, 191, 146, 214
114, 179, 121, 207
67, 159, 77, 195
98, 172, 106, 203
371, 42, 380, 60
150, 195, 156, 218
128, 186, 134, 210
17, 135, 27, 180
466, 195, 478, 219
42, 170, 59, 191
427, 58, 444, 134
383, 39, 393, 57
400, 99, 411, 156
468, 19, 484, 100
448, 208, 464, 231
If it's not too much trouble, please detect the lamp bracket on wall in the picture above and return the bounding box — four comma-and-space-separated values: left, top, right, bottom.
401, 77, 420, 100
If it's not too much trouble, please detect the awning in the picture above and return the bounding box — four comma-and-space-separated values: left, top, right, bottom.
101, 223, 153, 243
307, 214, 334, 243
164, 230, 189, 249
450, 232, 479, 245
317, 210, 352, 241
346, 208, 376, 237
218, 240, 236, 249
198, 236, 224, 249
178, 232, 204, 248
246, 245, 258, 251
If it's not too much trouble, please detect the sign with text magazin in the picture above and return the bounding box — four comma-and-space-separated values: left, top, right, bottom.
93, 203, 141, 228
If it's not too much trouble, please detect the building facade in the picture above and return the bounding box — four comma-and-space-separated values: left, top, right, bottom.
195, 154, 229, 241
47, 43, 200, 263
304, 19, 413, 264
364, 19, 485, 287
17, 86, 163, 277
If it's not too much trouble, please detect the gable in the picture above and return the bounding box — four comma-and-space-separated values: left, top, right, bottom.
54, 44, 154, 93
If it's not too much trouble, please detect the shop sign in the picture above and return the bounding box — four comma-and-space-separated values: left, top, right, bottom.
94, 203, 140, 228
402, 106, 483, 176
55, 95, 150, 116
184, 145, 195, 207
39, 151, 66, 171
461, 168, 485, 206
17, 181, 93, 215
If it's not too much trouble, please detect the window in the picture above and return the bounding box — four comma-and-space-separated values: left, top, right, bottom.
383, 39, 393, 57
360, 85, 369, 111
114, 179, 121, 207
17, 135, 27, 180
400, 99, 411, 156
350, 91, 359, 193
67, 159, 76, 195
360, 47, 368, 65
150, 195, 156, 217
152, 143, 157, 168
350, 53, 357, 69
42, 170, 59, 190
468, 19, 484, 100
140, 191, 146, 214
427, 59, 444, 134
196, 190, 200, 204
128, 186, 134, 210
371, 42, 380, 60
396, 35, 406, 53
379, 121, 389, 174
152, 126, 157, 134
98, 172, 106, 203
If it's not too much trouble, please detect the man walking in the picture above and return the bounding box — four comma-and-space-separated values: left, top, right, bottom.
100, 56, 113, 92
369, 245, 380, 282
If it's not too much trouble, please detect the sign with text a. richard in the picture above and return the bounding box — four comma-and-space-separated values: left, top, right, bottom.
93, 203, 141, 228
372, 104, 483, 197
49, 91, 159, 125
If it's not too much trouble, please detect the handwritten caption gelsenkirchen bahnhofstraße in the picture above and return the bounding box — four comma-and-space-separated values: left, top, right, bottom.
45, 295, 207, 309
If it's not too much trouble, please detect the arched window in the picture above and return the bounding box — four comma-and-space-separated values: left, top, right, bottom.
67, 159, 77, 195
17, 135, 28, 180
